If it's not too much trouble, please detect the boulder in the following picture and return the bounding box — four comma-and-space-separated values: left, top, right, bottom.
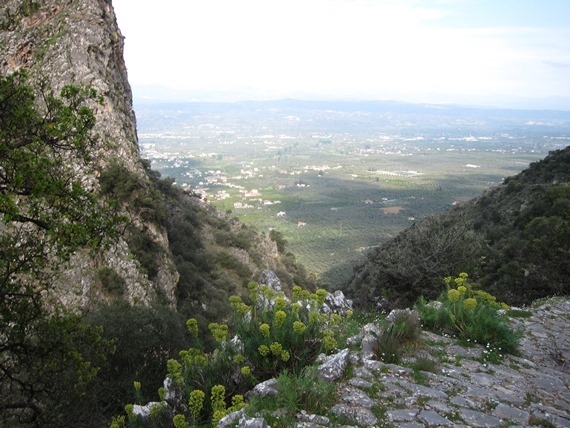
246, 378, 279, 399
317, 348, 350, 382
258, 269, 282, 292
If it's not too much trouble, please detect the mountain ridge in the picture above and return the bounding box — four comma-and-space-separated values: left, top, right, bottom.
345, 146, 570, 310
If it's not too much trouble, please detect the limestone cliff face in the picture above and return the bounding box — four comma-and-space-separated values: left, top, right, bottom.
0, 0, 178, 306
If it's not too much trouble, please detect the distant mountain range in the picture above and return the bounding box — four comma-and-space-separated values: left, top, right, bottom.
132, 84, 570, 111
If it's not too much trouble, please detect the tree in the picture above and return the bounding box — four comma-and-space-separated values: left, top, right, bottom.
0, 72, 121, 425
347, 212, 485, 310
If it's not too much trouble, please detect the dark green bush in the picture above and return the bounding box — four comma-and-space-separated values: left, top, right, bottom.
97, 267, 125, 296
127, 228, 163, 281
83, 303, 191, 421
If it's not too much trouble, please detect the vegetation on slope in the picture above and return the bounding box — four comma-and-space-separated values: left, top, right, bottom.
0, 73, 316, 426
345, 146, 570, 309
0, 72, 121, 426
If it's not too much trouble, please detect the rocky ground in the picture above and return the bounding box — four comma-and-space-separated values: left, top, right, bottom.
232, 297, 570, 427
321, 297, 570, 428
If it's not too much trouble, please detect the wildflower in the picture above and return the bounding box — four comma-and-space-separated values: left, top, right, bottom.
231, 394, 246, 411
291, 302, 302, 315
229, 295, 250, 316
309, 311, 321, 325
463, 298, 477, 311
262, 285, 277, 301
124, 404, 134, 418
292, 285, 303, 301
173, 414, 187, 428
248, 282, 260, 303
229, 295, 242, 305
258, 345, 270, 357
259, 323, 270, 337
180, 348, 207, 365
233, 354, 245, 364
211, 385, 226, 413
293, 321, 307, 335
188, 389, 205, 421
208, 323, 228, 342
323, 334, 337, 351
186, 318, 199, 337
212, 410, 226, 426
457, 285, 467, 296
133, 381, 141, 391
270, 342, 283, 356
447, 289, 460, 302
346, 309, 354, 318
274, 310, 287, 326
315, 288, 328, 305
280, 350, 291, 362
275, 297, 288, 311
167, 359, 183, 386
240, 366, 251, 376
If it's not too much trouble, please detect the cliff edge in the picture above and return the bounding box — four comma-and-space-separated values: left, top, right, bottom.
1, 0, 179, 306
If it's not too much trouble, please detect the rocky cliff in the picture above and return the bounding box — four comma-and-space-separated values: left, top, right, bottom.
1, 0, 178, 306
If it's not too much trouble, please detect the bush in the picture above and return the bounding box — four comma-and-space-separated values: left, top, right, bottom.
82, 303, 191, 422
96, 267, 125, 296
374, 309, 422, 364
247, 366, 336, 426
115, 283, 350, 426
127, 227, 163, 281
416, 273, 522, 355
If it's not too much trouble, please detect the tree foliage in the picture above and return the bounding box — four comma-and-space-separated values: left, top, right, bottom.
346, 147, 570, 309
0, 72, 121, 425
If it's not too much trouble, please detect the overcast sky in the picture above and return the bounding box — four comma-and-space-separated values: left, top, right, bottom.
112, 0, 570, 109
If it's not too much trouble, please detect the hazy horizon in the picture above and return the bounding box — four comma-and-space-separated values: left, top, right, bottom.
113, 0, 570, 111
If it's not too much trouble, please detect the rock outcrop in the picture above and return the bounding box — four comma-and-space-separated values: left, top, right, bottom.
0, 0, 178, 306
231, 297, 570, 427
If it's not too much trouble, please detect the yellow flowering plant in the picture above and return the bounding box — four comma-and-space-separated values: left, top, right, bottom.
417, 273, 522, 356
117, 284, 351, 426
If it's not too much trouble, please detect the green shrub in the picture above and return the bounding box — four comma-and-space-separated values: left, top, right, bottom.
127, 227, 163, 281
416, 273, 522, 354
214, 251, 252, 279
116, 283, 350, 426
375, 309, 422, 364
247, 366, 336, 425
230, 283, 338, 378
96, 267, 125, 296
99, 160, 167, 226
82, 303, 191, 421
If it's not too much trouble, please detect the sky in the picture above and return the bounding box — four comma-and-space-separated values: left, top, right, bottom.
112, 0, 570, 110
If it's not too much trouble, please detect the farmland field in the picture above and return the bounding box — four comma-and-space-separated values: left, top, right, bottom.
135, 100, 570, 287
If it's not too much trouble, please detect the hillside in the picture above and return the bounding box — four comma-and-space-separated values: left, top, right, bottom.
2, 1, 569, 426
345, 146, 570, 310
0, 1, 313, 425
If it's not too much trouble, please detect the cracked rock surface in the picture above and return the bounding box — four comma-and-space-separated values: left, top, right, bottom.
239, 297, 570, 427
324, 297, 570, 427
